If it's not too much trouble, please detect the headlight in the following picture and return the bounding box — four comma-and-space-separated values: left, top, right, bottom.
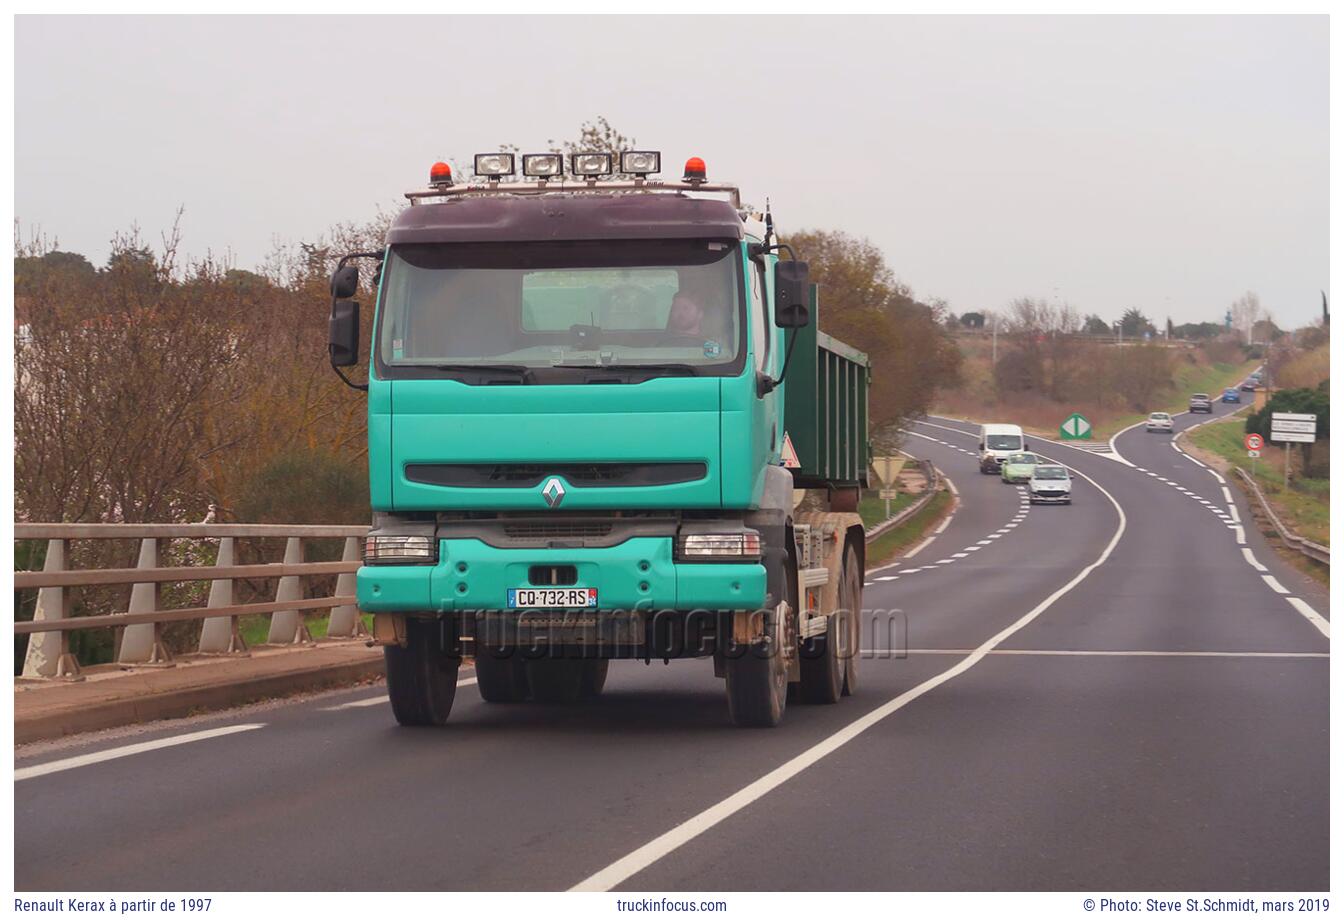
522, 153, 564, 178
676, 533, 762, 561
571, 152, 613, 176
619, 150, 661, 176
473, 152, 515, 177
364, 535, 437, 565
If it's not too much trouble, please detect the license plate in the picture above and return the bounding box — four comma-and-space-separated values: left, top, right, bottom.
507, 587, 598, 609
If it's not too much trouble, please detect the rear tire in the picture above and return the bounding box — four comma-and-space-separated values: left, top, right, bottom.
526, 658, 585, 703
474, 646, 529, 703
839, 544, 862, 697
384, 617, 460, 727
579, 659, 609, 698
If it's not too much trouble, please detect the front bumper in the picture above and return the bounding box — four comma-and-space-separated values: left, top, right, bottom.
357, 537, 766, 614
1030, 490, 1071, 503
1002, 471, 1032, 483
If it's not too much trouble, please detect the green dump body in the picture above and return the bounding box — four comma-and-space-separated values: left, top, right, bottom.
783, 285, 871, 490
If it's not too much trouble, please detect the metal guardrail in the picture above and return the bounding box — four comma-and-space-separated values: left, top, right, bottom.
865, 458, 942, 542
14, 523, 367, 681
1233, 469, 1330, 566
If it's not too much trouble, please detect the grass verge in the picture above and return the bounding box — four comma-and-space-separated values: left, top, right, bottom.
865, 491, 953, 568
239, 611, 374, 648
859, 490, 916, 528
1185, 418, 1329, 548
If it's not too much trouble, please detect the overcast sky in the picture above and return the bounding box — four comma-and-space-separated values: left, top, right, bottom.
15, 15, 1328, 328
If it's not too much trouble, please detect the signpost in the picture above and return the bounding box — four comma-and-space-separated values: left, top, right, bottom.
871, 455, 907, 520
1269, 413, 1317, 487
1059, 413, 1092, 441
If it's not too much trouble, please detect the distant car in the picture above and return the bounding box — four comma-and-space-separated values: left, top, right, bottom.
1145, 412, 1173, 433
1250, 371, 1263, 382
1028, 464, 1072, 504
1000, 451, 1042, 484
1189, 393, 1213, 413
1221, 387, 1241, 403
1239, 380, 1257, 392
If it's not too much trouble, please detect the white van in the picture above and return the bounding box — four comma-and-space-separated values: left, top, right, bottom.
978, 423, 1026, 474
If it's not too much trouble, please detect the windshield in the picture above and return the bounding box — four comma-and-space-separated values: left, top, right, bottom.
1034, 467, 1068, 480
986, 434, 1022, 451
1150, 413, 1170, 420
1007, 453, 1039, 465
375, 239, 744, 381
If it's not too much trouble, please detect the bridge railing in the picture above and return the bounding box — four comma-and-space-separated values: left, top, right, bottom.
14, 523, 368, 681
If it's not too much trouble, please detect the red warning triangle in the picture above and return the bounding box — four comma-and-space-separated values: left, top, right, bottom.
781, 432, 801, 469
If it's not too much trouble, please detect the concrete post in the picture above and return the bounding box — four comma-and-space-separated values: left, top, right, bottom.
266, 537, 313, 645
118, 538, 175, 666
325, 537, 365, 639
198, 537, 247, 654
23, 539, 69, 678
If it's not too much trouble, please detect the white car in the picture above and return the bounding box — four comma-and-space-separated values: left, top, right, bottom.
1028, 464, 1072, 504
1145, 412, 1173, 433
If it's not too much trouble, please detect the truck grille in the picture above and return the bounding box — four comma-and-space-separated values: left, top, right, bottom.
503, 521, 613, 540
405, 462, 706, 489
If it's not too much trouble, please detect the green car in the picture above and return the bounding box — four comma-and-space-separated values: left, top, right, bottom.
1000, 452, 1042, 483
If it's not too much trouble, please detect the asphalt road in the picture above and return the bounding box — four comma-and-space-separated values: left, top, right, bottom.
15, 391, 1329, 892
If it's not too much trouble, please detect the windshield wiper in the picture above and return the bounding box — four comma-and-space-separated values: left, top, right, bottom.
551, 362, 697, 377
430, 363, 534, 383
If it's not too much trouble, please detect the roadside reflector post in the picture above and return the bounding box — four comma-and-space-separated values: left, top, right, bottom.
266, 537, 314, 645
198, 537, 248, 656
118, 537, 175, 667
325, 537, 366, 639
21, 538, 83, 680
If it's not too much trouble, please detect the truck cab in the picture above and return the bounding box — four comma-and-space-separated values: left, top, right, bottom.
978, 423, 1026, 473
328, 152, 871, 728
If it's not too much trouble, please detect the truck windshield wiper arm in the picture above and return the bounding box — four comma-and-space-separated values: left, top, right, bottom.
430, 363, 534, 382
550, 363, 697, 376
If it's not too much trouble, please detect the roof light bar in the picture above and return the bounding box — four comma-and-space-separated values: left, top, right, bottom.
683, 157, 706, 182
571, 152, 614, 177
522, 153, 564, 178
620, 150, 661, 176
473, 152, 516, 178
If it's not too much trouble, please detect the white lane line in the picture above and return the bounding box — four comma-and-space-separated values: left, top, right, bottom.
899, 568, 923, 575
951, 552, 968, 558
1262, 575, 1290, 595
323, 677, 477, 710
933, 516, 952, 534
16, 724, 265, 781
1227, 504, 1240, 523
1241, 548, 1267, 572
976, 539, 992, 545
935, 558, 954, 565
1185, 454, 1208, 468
963, 546, 982, 552
944, 475, 959, 497
1145, 471, 1159, 477
1209, 469, 1226, 485
875, 575, 898, 582
904, 535, 936, 558
1286, 597, 1331, 639
1005, 523, 1018, 529
988, 533, 1003, 539
880, 648, 1328, 659
1222, 486, 1234, 503
1231, 525, 1246, 544
570, 448, 1129, 893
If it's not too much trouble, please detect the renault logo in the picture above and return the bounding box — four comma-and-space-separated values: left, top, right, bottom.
541, 477, 566, 509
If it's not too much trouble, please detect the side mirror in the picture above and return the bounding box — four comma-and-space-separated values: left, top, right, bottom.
331, 265, 359, 300
773, 261, 810, 328
1022, 441, 1030, 449
329, 300, 360, 367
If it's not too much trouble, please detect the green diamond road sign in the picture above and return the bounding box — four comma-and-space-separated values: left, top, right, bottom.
1060, 413, 1092, 440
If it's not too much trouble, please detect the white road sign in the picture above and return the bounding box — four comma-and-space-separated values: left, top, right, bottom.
1271, 430, 1316, 444
1271, 419, 1317, 433
1271, 412, 1317, 423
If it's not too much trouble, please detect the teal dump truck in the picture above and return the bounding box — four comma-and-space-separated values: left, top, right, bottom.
328, 150, 870, 727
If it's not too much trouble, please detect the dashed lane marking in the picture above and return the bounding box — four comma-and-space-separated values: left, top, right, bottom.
1241, 548, 1267, 572
1262, 575, 1290, 595
1286, 597, 1331, 638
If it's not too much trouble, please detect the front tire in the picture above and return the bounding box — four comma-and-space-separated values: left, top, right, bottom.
726, 545, 795, 727
384, 616, 461, 727
579, 659, 609, 698
474, 646, 529, 703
